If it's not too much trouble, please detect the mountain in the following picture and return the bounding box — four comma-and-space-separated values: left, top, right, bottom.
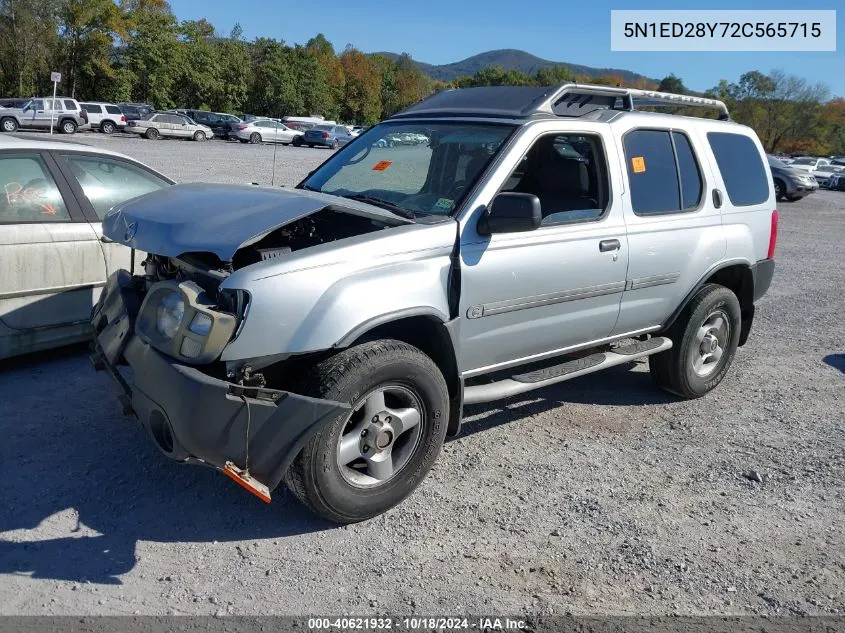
372, 49, 653, 84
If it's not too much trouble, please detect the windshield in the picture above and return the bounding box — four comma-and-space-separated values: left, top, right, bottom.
300, 121, 515, 217
767, 156, 787, 168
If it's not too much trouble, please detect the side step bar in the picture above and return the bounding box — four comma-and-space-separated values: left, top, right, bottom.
463, 337, 673, 405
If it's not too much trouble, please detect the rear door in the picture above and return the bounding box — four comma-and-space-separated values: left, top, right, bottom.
0, 150, 107, 347
612, 125, 725, 334
54, 151, 174, 275
82, 103, 103, 126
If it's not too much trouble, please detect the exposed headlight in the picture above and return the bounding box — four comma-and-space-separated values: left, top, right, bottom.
156, 291, 185, 339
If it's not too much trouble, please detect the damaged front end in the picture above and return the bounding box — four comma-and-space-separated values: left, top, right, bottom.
89, 184, 397, 500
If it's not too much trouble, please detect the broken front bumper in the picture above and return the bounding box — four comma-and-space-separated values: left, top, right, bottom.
90, 271, 349, 495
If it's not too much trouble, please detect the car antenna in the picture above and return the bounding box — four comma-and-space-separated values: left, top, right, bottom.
271, 114, 279, 186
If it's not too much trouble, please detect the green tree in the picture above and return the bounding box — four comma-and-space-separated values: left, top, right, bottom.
210, 23, 250, 111
534, 65, 574, 85
657, 73, 686, 94
173, 18, 218, 108
338, 46, 381, 124
0, 0, 59, 96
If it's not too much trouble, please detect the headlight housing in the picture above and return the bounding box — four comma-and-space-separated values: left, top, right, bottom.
156, 291, 185, 339
136, 280, 238, 364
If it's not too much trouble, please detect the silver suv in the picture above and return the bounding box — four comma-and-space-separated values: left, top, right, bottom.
0, 97, 90, 134
91, 84, 777, 523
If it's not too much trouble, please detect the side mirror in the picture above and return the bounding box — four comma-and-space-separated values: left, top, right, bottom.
478, 192, 542, 235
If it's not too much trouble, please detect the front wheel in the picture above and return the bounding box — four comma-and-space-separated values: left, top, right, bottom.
773, 178, 785, 200
292, 136, 303, 147
1, 117, 18, 133
649, 284, 741, 399
193, 130, 206, 142
285, 340, 449, 524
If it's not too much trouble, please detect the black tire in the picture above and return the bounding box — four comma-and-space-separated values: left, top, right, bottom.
285, 339, 449, 524
649, 284, 741, 399
773, 178, 785, 200
307, 143, 314, 148
330, 139, 339, 149
60, 119, 77, 134
101, 120, 116, 134
239, 139, 248, 144
784, 195, 801, 202
0, 117, 18, 133
193, 130, 206, 142
292, 136, 303, 147
249, 132, 261, 144
145, 127, 159, 140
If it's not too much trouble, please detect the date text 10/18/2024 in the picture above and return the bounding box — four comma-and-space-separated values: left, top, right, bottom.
307, 617, 528, 630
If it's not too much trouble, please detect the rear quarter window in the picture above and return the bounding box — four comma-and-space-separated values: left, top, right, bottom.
707, 132, 770, 206
105, 105, 122, 115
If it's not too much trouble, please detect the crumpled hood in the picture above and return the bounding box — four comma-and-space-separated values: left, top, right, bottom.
103, 183, 409, 260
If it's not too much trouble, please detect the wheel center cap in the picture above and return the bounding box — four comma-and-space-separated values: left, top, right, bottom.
702, 334, 718, 353
375, 429, 393, 449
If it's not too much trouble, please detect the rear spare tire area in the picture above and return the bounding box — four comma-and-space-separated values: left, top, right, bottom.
649, 283, 742, 399
285, 339, 449, 524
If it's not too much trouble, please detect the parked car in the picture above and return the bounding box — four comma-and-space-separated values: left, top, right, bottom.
301, 124, 355, 148
232, 119, 303, 145
0, 134, 173, 359
810, 164, 845, 188
350, 125, 366, 136
0, 97, 90, 134
827, 172, 845, 191
80, 102, 127, 134
125, 112, 214, 141
282, 121, 314, 132
90, 84, 777, 524
184, 110, 242, 139
118, 103, 155, 122
789, 157, 830, 173
0, 98, 30, 109
767, 155, 818, 201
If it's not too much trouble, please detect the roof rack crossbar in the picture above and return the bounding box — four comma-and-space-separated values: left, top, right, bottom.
539, 84, 730, 121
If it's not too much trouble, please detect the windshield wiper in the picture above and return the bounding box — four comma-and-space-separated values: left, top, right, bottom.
340, 194, 416, 220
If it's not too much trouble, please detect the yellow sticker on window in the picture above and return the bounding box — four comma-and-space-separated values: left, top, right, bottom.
631, 156, 646, 173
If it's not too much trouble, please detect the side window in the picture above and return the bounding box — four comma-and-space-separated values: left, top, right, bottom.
63, 100, 77, 110
500, 133, 610, 225
624, 129, 702, 215
82, 104, 102, 114
0, 154, 71, 223
706, 132, 769, 207
60, 154, 170, 220
105, 105, 122, 115
29, 100, 44, 110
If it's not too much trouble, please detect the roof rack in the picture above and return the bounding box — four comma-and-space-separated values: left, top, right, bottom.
537, 84, 730, 121
390, 83, 730, 121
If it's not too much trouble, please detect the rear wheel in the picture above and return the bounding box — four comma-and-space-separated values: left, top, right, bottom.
1, 117, 18, 133
101, 120, 116, 134
649, 284, 741, 399
193, 130, 206, 142
285, 340, 449, 524
249, 132, 261, 144
330, 139, 339, 149
145, 128, 159, 140
60, 119, 77, 134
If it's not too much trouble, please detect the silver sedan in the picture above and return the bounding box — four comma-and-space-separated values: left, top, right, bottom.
234, 120, 304, 145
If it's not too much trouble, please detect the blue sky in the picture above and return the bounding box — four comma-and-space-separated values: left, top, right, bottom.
170, 0, 844, 97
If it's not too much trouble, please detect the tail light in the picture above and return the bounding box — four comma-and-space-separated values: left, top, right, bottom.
767, 209, 779, 259
120, 115, 126, 122
236, 124, 248, 130
322, 132, 329, 139
79, 110, 87, 120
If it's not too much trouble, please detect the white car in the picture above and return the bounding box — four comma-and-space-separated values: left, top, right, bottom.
789, 157, 830, 173
126, 112, 214, 141
233, 120, 304, 145
0, 135, 173, 359
80, 102, 127, 134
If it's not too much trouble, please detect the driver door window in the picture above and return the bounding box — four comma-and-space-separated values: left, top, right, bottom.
0, 154, 70, 223
500, 133, 609, 225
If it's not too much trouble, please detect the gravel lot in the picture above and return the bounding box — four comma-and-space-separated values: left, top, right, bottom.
1, 131, 843, 618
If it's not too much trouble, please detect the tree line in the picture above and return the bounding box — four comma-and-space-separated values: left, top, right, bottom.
1, 0, 842, 153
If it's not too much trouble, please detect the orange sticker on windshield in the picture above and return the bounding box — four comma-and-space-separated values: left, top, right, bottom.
631, 156, 646, 173
372, 160, 392, 171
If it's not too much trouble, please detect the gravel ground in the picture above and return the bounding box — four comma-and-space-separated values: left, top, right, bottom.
0, 131, 843, 618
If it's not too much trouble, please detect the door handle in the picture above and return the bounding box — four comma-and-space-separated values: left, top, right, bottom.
712, 189, 723, 209
599, 239, 621, 252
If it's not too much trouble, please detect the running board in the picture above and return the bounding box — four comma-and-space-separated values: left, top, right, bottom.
463, 337, 673, 405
